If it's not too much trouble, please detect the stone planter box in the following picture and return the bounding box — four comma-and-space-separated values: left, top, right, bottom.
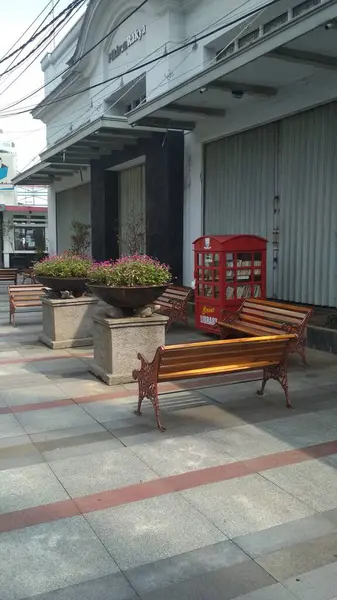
89, 313, 168, 385
39, 296, 99, 349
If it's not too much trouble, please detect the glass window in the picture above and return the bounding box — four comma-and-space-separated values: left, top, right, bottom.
226, 253, 234, 267
237, 253, 252, 267
214, 285, 220, 298
204, 284, 213, 298
214, 253, 220, 267
204, 253, 213, 267
204, 269, 213, 282
14, 227, 45, 252
254, 252, 262, 265
197, 253, 203, 266
214, 269, 220, 282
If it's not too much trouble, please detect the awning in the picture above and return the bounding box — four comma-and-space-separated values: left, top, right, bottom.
12, 115, 154, 186
127, 0, 337, 129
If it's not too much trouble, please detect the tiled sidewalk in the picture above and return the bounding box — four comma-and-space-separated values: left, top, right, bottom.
1, 287, 337, 599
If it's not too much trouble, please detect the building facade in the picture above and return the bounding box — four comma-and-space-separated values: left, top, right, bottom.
127, 0, 337, 307
13, 0, 337, 305
13, 0, 187, 281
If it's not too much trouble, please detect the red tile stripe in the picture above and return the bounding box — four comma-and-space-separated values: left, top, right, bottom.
1, 439, 337, 534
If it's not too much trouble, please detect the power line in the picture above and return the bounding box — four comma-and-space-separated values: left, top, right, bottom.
0, 0, 84, 66
0, 0, 288, 118
0, 0, 149, 113
0, 0, 63, 96
0, 0, 55, 62
0, 0, 85, 77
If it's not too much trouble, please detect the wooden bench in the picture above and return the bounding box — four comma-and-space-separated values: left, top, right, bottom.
21, 268, 37, 284
0, 268, 18, 284
8, 285, 46, 326
155, 285, 192, 330
132, 334, 296, 430
218, 298, 313, 366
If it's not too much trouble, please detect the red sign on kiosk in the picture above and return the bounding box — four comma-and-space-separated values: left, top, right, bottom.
193, 235, 268, 333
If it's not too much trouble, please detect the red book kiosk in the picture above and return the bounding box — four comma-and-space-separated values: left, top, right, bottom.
193, 235, 268, 333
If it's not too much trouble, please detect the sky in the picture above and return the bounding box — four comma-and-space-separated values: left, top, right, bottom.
0, 0, 87, 172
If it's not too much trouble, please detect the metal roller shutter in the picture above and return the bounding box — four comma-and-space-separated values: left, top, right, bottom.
204, 123, 276, 297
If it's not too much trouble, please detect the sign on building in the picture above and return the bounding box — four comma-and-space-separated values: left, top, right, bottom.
0, 154, 15, 190
108, 25, 146, 63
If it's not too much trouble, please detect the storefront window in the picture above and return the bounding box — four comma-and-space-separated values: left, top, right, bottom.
14, 227, 45, 251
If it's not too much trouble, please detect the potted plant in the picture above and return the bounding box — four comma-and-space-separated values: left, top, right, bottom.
34, 252, 92, 297
88, 254, 171, 313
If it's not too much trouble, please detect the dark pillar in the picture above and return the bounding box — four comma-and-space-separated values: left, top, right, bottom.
90, 160, 119, 261
145, 131, 184, 283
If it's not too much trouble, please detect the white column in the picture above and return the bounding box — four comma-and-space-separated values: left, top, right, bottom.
47, 184, 57, 255
183, 132, 203, 285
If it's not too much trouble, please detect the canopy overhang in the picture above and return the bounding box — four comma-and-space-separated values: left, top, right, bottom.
12, 116, 154, 186
127, 0, 337, 130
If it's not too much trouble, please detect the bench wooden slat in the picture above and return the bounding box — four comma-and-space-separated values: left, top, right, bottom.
133, 334, 296, 430
155, 285, 192, 330
245, 297, 310, 313
8, 284, 46, 326
241, 305, 305, 324
219, 299, 312, 366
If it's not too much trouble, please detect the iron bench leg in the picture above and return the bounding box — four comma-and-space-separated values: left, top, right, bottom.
132, 349, 165, 431
257, 362, 291, 408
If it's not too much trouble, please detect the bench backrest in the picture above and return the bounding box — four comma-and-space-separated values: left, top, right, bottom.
157, 285, 192, 305
8, 285, 46, 302
0, 269, 17, 280
239, 298, 312, 331
158, 334, 295, 381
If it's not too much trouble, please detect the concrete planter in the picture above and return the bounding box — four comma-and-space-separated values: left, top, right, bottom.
89, 313, 168, 385
39, 296, 99, 349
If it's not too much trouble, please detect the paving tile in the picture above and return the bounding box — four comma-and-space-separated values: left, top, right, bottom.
231, 584, 299, 600
81, 398, 137, 423
86, 493, 227, 570
256, 532, 337, 581
284, 562, 337, 600
130, 434, 235, 477
139, 560, 276, 600
203, 423, 293, 460
126, 540, 248, 595
260, 410, 337, 447
263, 459, 337, 511
29, 358, 88, 374
234, 513, 337, 558
0, 435, 44, 471
0, 384, 69, 407
0, 463, 69, 514
182, 474, 314, 538
27, 573, 138, 600
0, 516, 119, 600
38, 429, 114, 457
30, 423, 106, 443
15, 405, 96, 434
0, 414, 25, 439
49, 446, 157, 496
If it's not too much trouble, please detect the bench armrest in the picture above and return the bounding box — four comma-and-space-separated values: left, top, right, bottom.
220, 309, 239, 324
281, 323, 299, 336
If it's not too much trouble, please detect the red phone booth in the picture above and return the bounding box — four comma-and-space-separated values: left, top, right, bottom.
193, 235, 268, 333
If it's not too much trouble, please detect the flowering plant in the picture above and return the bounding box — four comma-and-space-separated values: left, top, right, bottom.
33, 252, 92, 278
88, 255, 171, 287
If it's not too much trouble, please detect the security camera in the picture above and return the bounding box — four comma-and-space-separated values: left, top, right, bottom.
325, 20, 337, 29
232, 90, 244, 99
